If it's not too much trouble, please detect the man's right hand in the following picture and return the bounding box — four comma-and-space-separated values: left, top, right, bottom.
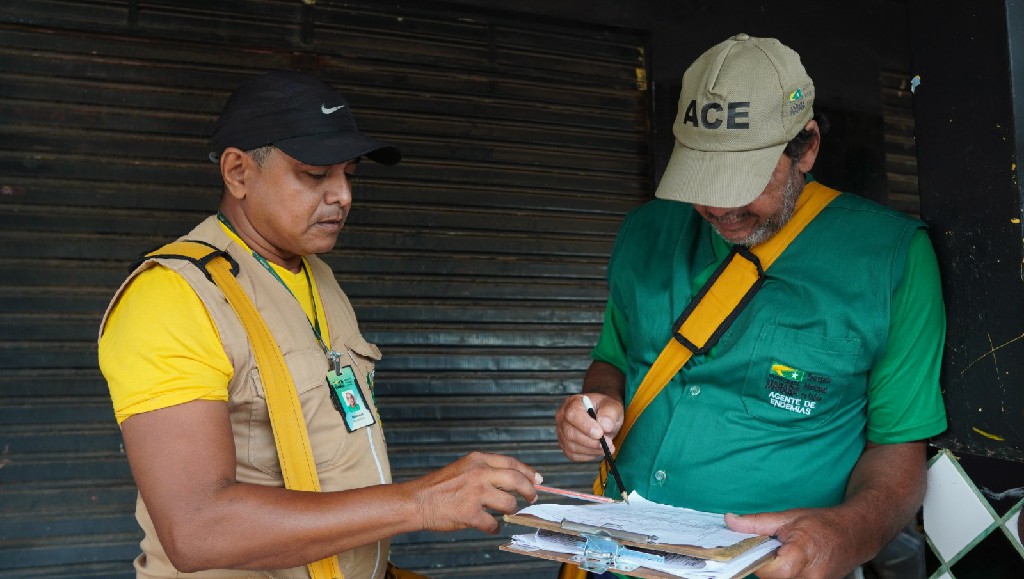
555, 360, 627, 462
555, 392, 624, 462
408, 452, 540, 534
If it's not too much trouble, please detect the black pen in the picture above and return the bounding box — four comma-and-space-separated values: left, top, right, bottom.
582, 395, 629, 502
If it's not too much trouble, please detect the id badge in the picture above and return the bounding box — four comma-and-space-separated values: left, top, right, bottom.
327, 365, 376, 432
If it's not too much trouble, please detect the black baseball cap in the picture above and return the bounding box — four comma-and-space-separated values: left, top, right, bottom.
209, 69, 401, 166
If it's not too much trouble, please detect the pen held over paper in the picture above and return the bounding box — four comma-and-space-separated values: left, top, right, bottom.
582, 395, 629, 502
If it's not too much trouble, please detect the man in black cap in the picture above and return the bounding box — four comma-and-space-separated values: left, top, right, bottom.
99, 70, 540, 579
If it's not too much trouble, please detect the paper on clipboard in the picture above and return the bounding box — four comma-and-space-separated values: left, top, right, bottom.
507, 529, 779, 578
500, 491, 780, 579
516, 492, 757, 550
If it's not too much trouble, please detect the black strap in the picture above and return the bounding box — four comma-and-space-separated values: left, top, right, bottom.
131, 239, 239, 284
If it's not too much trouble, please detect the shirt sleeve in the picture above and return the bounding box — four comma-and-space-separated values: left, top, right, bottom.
590, 299, 629, 374
866, 229, 949, 443
99, 265, 232, 425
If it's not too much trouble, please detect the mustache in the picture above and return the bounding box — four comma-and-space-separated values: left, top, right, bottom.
705, 211, 753, 225
316, 212, 346, 223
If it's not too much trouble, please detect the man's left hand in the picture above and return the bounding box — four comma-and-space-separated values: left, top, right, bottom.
725, 508, 860, 579
725, 441, 928, 579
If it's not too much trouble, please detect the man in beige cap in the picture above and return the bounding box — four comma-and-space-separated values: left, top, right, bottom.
556, 34, 947, 578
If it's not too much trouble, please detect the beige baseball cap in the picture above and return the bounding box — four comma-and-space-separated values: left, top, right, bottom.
655, 33, 814, 208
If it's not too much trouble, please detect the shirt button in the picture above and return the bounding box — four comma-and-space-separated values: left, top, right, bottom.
689, 385, 701, 396
653, 469, 667, 484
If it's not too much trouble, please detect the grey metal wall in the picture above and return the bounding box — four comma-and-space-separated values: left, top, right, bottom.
0, 1, 650, 577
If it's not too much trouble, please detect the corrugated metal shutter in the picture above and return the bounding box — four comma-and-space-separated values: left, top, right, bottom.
0, 1, 650, 577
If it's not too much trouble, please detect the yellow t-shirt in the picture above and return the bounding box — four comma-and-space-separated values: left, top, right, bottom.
99, 222, 331, 424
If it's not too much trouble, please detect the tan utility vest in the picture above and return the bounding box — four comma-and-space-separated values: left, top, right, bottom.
101, 216, 392, 579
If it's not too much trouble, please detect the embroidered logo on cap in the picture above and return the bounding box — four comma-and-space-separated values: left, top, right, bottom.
788, 89, 805, 102
321, 103, 346, 114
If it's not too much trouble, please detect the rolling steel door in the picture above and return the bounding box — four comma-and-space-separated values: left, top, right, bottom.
0, 1, 651, 577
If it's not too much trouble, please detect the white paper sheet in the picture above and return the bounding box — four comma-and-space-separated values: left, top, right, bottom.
515, 491, 759, 549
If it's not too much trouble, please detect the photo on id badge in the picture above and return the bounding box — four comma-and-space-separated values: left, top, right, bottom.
327, 364, 375, 431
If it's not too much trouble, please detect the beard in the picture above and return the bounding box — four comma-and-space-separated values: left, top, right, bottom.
710, 167, 804, 247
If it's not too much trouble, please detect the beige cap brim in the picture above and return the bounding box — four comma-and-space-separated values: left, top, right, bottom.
654, 139, 787, 208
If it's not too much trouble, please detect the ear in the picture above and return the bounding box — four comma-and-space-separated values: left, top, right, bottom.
219, 148, 250, 200
795, 120, 820, 174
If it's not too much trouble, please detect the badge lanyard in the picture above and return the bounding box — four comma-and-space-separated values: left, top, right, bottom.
216, 213, 342, 361
217, 213, 376, 431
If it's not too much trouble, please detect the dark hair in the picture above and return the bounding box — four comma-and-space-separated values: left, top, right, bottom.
784, 112, 829, 161
246, 145, 275, 167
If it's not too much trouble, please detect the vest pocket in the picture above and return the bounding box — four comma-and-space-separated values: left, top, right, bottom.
342, 333, 381, 395
245, 348, 349, 477
740, 324, 861, 429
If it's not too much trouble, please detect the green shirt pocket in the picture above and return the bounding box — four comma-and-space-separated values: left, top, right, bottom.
741, 324, 862, 429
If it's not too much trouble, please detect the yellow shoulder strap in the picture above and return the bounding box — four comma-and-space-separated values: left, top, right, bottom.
144, 241, 344, 579
594, 183, 840, 494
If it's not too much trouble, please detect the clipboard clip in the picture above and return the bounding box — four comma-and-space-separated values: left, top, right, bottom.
560, 520, 657, 544
574, 532, 665, 574
562, 521, 663, 574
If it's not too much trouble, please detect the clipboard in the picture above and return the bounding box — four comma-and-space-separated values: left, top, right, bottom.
500, 512, 777, 579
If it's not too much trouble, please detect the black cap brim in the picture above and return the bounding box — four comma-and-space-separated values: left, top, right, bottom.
273, 132, 401, 166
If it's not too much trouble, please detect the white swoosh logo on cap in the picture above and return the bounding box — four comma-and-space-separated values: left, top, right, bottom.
321, 104, 346, 114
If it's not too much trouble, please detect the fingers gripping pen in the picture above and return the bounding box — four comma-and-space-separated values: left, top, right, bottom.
582, 395, 629, 502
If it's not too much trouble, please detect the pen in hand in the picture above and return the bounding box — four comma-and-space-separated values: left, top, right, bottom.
582, 395, 629, 503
